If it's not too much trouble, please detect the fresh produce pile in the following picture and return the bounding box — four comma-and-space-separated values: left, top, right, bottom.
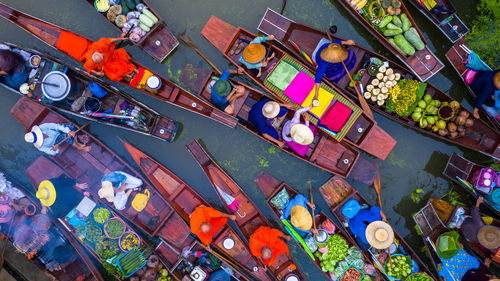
384, 255, 412, 280
92, 206, 111, 224
84, 223, 103, 245
363, 66, 401, 106
105, 217, 126, 239
117, 247, 146, 277
386, 79, 426, 116
340, 265, 364, 281
360, 0, 425, 56
120, 231, 140, 251
405, 273, 433, 281
96, 238, 121, 260
128, 254, 174, 281
101, 0, 160, 43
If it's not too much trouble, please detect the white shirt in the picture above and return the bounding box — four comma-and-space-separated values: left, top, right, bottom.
282, 106, 311, 142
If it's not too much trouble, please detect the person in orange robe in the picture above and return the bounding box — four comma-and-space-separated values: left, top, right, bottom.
249, 226, 292, 268
82, 37, 137, 82
190, 205, 236, 246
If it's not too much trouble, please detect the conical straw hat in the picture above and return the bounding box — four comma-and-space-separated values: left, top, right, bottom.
320, 43, 348, 63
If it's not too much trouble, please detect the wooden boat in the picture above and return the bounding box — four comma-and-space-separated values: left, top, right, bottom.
334, 0, 444, 81
202, 16, 397, 161
0, 2, 238, 128
0, 41, 178, 142
180, 65, 378, 185
445, 38, 500, 131
414, 198, 500, 278
254, 172, 388, 281
83, 0, 179, 61
122, 140, 271, 281
405, 0, 468, 43
0, 171, 103, 281
442, 152, 500, 217
186, 139, 306, 281
319, 176, 435, 280
257, 9, 500, 160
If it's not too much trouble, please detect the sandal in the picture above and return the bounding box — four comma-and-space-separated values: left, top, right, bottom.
234, 42, 245, 55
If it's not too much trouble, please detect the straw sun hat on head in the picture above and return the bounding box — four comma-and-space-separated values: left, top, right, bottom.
494, 72, 500, 90
291, 205, 312, 231
98, 181, 115, 202
262, 101, 281, 119
290, 124, 314, 145
25, 125, 44, 149
366, 221, 394, 249
36, 180, 56, 207
320, 43, 348, 63
477, 225, 500, 249
242, 43, 266, 64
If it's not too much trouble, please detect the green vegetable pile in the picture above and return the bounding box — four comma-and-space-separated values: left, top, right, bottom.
384, 255, 412, 280
118, 247, 146, 277
386, 79, 426, 116
405, 273, 433, 281
105, 218, 125, 239
315, 235, 349, 273
92, 206, 111, 224
96, 238, 121, 260
84, 223, 103, 246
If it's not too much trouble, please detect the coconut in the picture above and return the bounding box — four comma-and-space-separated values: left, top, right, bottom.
144, 269, 157, 281
377, 99, 385, 106
371, 79, 380, 86
379, 82, 385, 88
376, 73, 384, 80
438, 129, 448, 136
377, 94, 385, 101
371, 95, 378, 102
459, 130, 466, 137
388, 73, 395, 81
394, 73, 401, 80
386, 68, 394, 75
383, 93, 389, 99
455, 115, 466, 126
447, 122, 457, 133
364, 92, 372, 99
373, 88, 381, 95
130, 278, 139, 281
378, 66, 387, 73
366, 84, 374, 92
381, 87, 389, 94
449, 131, 458, 139
458, 110, 470, 118
383, 76, 389, 82
147, 255, 159, 269
465, 118, 474, 127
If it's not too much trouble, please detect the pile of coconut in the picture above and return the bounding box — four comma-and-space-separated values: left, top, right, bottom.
364, 66, 401, 106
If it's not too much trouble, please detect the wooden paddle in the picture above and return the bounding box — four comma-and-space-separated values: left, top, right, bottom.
309, 184, 318, 241
179, 32, 222, 75
323, 29, 374, 119
374, 173, 393, 268
54, 121, 90, 147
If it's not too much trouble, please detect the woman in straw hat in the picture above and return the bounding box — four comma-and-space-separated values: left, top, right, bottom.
98, 171, 143, 210
365, 221, 394, 250
349, 205, 384, 249
248, 98, 295, 148
280, 193, 319, 237
282, 106, 317, 156
470, 70, 499, 119
208, 67, 246, 114
238, 35, 276, 78
477, 225, 500, 250
35, 176, 88, 217
24, 122, 91, 156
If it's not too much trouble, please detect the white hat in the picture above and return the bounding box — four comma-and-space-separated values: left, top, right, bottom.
98, 181, 115, 202
290, 124, 314, 145
25, 125, 43, 148
366, 221, 394, 249
262, 101, 281, 119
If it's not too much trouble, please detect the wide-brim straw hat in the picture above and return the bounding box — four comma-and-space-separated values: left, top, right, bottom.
477, 225, 500, 249
214, 79, 231, 97
366, 221, 394, 249
36, 180, 56, 207
494, 72, 500, 90
262, 101, 281, 119
242, 43, 266, 64
320, 43, 348, 63
98, 181, 115, 202
290, 205, 312, 231
290, 124, 314, 145
25, 125, 43, 149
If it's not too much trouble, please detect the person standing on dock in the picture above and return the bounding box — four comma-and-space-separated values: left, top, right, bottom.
238, 35, 276, 78
249, 226, 292, 269
190, 205, 236, 246
24, 123, 91, 156
98, 171, 143, 211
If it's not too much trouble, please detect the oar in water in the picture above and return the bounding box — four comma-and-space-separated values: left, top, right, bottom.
309, 183, 318, 241
53, 121, 90, 147
373, 173, 393, 268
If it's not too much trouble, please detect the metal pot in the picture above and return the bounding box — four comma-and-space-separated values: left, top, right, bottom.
146, 75, 162, 91
285, 273, 300, 281
84, 97, 101, 112
41, 71, 71, 101
315, 229, 329, 247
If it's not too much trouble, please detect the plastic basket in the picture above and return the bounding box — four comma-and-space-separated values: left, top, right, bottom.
119, 231, 141, 252
89, 205, 111, 226
339, 264, 365, 281
116, 247, 146, 278
404, 273, 435, 281
94, 0, 110, 12
384, 254, 412, 280
104, 217, 126, 239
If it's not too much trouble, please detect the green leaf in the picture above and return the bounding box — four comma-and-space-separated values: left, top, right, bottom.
416, 188, 424, 194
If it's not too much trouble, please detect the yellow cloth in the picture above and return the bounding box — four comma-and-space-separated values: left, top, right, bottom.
139, 70, 154, 87
290, 205, 312, 231
301, 86, 334, 118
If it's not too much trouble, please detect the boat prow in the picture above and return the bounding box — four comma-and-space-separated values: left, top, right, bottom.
201, 15, 239, 53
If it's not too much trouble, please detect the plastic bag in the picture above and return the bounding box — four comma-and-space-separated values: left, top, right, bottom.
270, 188, 290, 210
342, 199, 361, 219
466, 51, 492, 71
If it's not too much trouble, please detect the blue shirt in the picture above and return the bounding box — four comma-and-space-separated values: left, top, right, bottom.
314, 39, 342, 83
37, 123, 71, 156
248, 98, 287, 139
1, 64, 29, 89
211, 70, 231, 108
101, 171, 127, 188
238, 36, 270, 69
471, 70, 499, 108
349, 206, 381, 245
280, 194, 319, 237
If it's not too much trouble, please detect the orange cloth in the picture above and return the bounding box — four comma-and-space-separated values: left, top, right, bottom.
249, 226, 289, 266
56, 31, 90, 61
190, 206, 228, 245
82, 37, 136, 82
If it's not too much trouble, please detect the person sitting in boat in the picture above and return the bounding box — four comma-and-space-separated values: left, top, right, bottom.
462, 258, 495, 281
209, 67, 246, 114
460, 197, 485, 243
280, 193, 319, 237
24, 123, 91, 156
471, 70, 500, 119
98, 171, 143, 211
249, 226, 292, 269
282, 106, 317, 156
190, 205, 236, 246
348, 203, 385, 249
249, 98, 294, 148
36, 176, 88, 217
0, 49, 29, 90
82, 36, 137, 82
238, 35, 276, 78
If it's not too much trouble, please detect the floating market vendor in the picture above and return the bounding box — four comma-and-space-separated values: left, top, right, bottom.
460, 197, 485, 243
347, 202, 386, 249
365, 221, 394, 251
249, 226, 292, 269
477, 225, 500, 250
209, 67, 246, 114
190, 205, 236, 246
98, 171, 143, 211
0, 49, 29, 89
471, 70, 500, 119
280, 193, 319, 237
24, 123, 91, 156
462, 258, 495, 281
238, 35, 276, 78
281, 106, 316, 156
248, 98, 295, 148
36, 176, 88, 217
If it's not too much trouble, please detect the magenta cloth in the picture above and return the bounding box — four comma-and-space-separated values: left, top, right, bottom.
285, 123, 317, 156
283, 71, 315, 104
320, 101, 352, 132
465, 69, 478, 84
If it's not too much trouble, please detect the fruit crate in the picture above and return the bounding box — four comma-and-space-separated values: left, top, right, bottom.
339, 264, 365, 281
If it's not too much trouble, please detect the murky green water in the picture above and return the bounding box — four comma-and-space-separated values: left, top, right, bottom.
0, 0, 495, 280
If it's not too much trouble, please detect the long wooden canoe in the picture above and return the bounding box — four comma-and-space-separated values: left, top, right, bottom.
319, 176, 435, 280
83, 0, 178, 61
442, 152, 500, 217
202, 15, 397, 160
180, 65, 378, 185
445, 39, 500, 131
0, 2, 238, 128
254, 172, 388, 281
1, 41, 178, 142
186, 139, 305, 281
334, 0, 444, 81
405, 0, 468, 43
257, 9, 500, 159
0, 171, 102, 281
122, 140, 270, 281
414, 198, 500, 279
